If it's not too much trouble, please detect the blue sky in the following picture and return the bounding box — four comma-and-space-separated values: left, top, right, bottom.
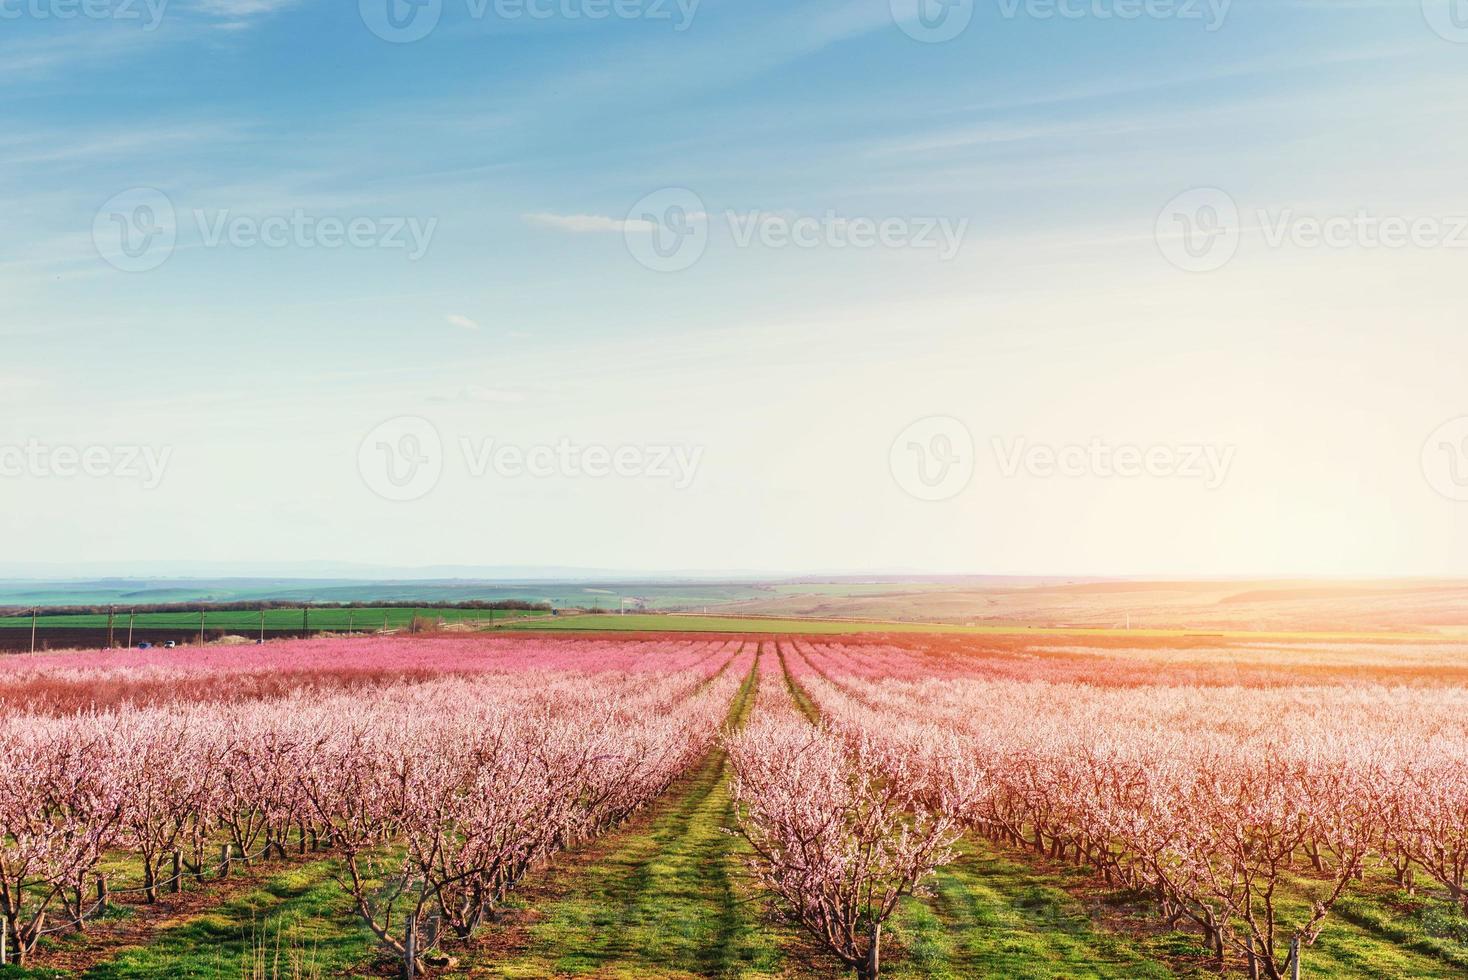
3, 0, 1467, 576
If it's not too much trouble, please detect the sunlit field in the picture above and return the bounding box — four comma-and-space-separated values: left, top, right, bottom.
4, 630, 1468, 979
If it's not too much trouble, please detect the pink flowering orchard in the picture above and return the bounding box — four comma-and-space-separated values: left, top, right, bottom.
3, 630, 1468, 977
0, 637, 751, 968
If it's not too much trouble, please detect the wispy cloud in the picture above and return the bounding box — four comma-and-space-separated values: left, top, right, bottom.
526, 210, 713, 234
4, 121, 247, 168
524, 212, 637, 234
193, 0, 304, 27
0, 30, 171, 82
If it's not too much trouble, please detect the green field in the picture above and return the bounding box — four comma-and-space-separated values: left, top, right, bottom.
4, 605, 1441, 642
0, 579, 774, 611
0, 606, 550, 633
506, 613, 941, 634
506, 612, 1441, 642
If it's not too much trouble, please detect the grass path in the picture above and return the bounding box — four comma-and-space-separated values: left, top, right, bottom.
1247, 869, 1468, 978
6, 857, 377, 980
882, 847, 1179, 979
467, 656, 798, 979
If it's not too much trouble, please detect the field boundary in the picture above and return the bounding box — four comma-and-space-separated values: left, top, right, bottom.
504, 612, 1452, 643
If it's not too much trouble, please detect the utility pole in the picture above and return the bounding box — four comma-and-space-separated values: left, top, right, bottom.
106, 606, 115, 649
302, 606, 309, 636
259, 607, 266, 644
30, 607, 37, 655
127, 609, 135, 648
198, 608, 206, 646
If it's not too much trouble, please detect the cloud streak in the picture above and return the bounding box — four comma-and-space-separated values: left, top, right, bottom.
524, 212, 638, 233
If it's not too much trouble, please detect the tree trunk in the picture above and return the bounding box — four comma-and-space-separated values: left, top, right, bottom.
144, 859, 159, 904
1201, 908, 1223, 968
16, 912, 43, 965
855, 922, 881, 980
1395, 863, 1414, 894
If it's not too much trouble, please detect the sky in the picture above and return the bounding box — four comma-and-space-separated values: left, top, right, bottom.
2, 0, 1467, 577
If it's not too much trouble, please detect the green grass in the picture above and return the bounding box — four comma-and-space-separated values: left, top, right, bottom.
773, 642, 820, 722
87, 864, 366, 979
0, 859, 376, 980
882, 846, 1183, 979
1335, 885, 1468, 968
467, 660, 792, 978
508, 612, 1077, 635
507, 613, 908, 634
1259, 870, 1468, 978
888, 850, 1468, 980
